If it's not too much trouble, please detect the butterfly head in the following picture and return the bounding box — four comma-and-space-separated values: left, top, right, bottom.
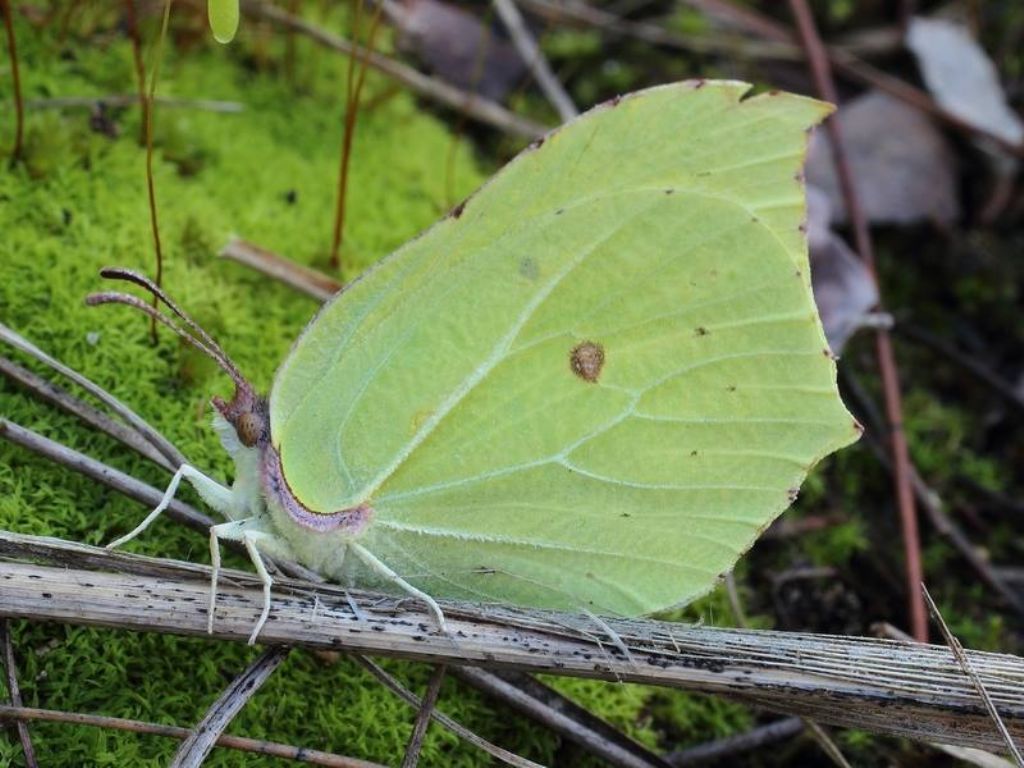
212, 386, 268, 448
87, 267, 266, 449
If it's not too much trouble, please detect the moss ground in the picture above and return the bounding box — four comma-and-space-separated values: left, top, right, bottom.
0, 9, 753, 766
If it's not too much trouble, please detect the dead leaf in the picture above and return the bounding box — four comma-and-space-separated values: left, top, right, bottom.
906, 16, 1024, 151
806, 90, 959, 226
389, 0, 526, 102
807, 185, 879, 353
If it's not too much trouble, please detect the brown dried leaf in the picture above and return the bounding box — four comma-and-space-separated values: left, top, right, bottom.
390, 0, 526, 102
807, 186, 879, 353
807, 90, 959, 226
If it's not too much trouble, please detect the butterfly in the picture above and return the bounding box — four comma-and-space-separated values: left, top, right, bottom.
91, 80, 860, 644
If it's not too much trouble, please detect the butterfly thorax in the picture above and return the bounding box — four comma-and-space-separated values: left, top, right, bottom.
212, 386, 374, 548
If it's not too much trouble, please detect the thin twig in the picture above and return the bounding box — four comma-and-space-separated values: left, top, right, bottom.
453, 667, 672, 768
923, 585, 1024, 765
220, 239, 341, 301
14, 94, 244, 113
0, 704, 383, 767
1, 0, 24, 165
0, 418, 213, 533
894, 321, 1024, 416
839, 368, 1024, 620
356, 657, 543, 768
171, 646, 292, 767
516, 0, 801, 60
400, 665, 448, 768
492, 0, 577, 122
787, 0, 927, 643
667, 717, 804, 766
803, 720, 853, 768
0, 356, 176, 472
0, 622, 37, 767
240, 0, 547, 139
0, 323, 187, 468
3, 537, 1024, 752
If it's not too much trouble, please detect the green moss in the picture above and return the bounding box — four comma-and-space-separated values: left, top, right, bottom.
0, 9, 766, 766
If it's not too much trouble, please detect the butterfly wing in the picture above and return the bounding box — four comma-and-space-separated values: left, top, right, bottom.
270, 81, 860, 615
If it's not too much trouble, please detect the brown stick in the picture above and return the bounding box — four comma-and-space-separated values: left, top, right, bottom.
0, 704, 384, 766
240, 0, 547, 139
0, 622, 37, 767
220, 238, 342, 301
400, 665, 448, 768
0, 0, 23, 165
787, 0, 927, 643
2, 538, 1023, 752
171, 646, 292, 767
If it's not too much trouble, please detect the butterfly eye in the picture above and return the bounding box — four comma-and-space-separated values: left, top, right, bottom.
236, 412, 265, 448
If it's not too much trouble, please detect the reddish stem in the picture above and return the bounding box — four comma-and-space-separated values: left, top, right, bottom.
329, 1, 384, 275
1, 0, 24, 166
788, 0, 927, 642
143, 0, 173, 343
122, 0, 147, 146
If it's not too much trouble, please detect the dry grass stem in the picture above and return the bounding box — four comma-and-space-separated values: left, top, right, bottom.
492, 0, 578, 121
171, 646, 292, 767
0, 621, 37, 767
0, 703, 383, 767
0, 323, 187, 467
400, 665, 448, 768
923, 585, 1024, 766
0, 356, 176, 471
1, 532, 1023, 752
452, 667, 670, 768
355, 656, 542, 768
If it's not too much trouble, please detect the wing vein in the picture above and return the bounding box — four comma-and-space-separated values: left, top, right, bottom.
359, 200, 661, 499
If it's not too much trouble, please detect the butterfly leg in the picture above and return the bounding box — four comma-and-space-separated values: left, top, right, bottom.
208, 519, 296, 645
106, 464, 235, 549
348, 542, 447, 633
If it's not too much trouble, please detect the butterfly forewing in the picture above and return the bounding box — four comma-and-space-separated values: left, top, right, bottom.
269, 81, 860, 615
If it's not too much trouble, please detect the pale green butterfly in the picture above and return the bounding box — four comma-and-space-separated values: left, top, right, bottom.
208, 0, 239, 44
91, 81, 861, 645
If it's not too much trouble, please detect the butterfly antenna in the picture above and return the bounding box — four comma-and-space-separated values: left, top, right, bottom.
87, 268, 248, 390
